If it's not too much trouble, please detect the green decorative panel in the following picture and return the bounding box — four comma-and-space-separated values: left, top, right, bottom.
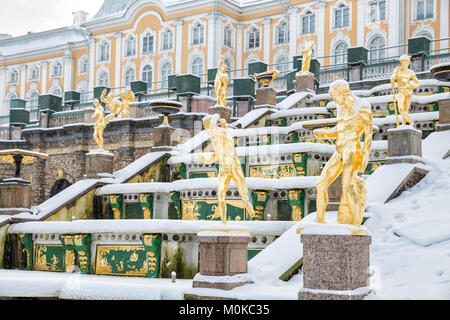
387, 102, 396, 115
428, 102, 439, 112
438, 86, 450, 93
364, 161, 385, 175
293, 55, 302, 71
34, 244, 65, 272
208, 68, 218, 83
249, 164, 296, 179
10, 99, 26, 109
307, 199, 317, 215
287, 190, 305, 220
189, 171, 216, 178
347, 47, 368, 65
182, 200, 245, 221
108, 195, 124, 219
233, 78, 255, 98
173, 163, 186, 180
286, 70, 297, 93
408, 37, 431, 56
95, 245, 149, 276
130, 81, 148, 95
251, 190, 270, 221
170, 192, 182, 220
20, 234, 33, 271
125, 203, 143, 219
141, 234, 163, 278
64, 91, 80, 103
277, 201, 292, 221
168, 74, 177, 90
292, 153, 307, 176
10, 108, 30, 125
38, 94, 63, 112
94, 86, 110, 100
248, 62, 267, 76
248, 249, 262, 261
138, 193, 154, 219
289, 131, 299, 143
176, 74, 200, 95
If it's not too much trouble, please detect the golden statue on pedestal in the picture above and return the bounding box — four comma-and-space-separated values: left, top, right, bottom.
215, 55, 229, 106
199, 114, 256, 224
314, 80, 373, 228
93, 99, 107, 150
297, 34, 314, 77
390, 55, 420, 127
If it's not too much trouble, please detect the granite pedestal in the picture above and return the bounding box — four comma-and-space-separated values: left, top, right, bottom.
0, 179, 32, 212
297, 224, 372, 300
151, 124, 175, 152
295, 73, 315, 93
255, 87, 276, 107
387, 125, 424, 164
208, 104, 232, 123
85, 150, 114, 178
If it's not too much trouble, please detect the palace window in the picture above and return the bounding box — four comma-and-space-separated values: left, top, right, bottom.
125, 36, 137, 57
334, 4, 350, 29
52, 62, 62, 78
143, 33, 154, 54
80, 86, 88, 102
9, 70, 18, 84
333, 41, 348, 65
276, 21, 289, 45
98, 72, 109, 87
224, 26, 233, 47
29, 66, 40, 81
301, 11, 315, 35
5, 93, 18, 109
416, 0, 433, 20
99, 41, 110, 62
142, 65, 153, 88
80, 56, 88, 74
51, 87, 62, 97
276, 56, 289, 77
192, 23, 204, 45
124, 68, 135, 87
369, 36, 386, 61
27, 91, 39, 110
248, 27, 260, 49
162, 29, 173, 50
191, 57, 204, 76
369, 0, 386, 22
161, 62, 172, 89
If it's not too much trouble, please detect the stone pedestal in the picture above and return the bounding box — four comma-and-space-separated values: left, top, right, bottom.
295, 73, 315, 93
438, 99, 450, 131
387, 125, 424, 164
208, 104, 232, 123
85, 150, 114, 178
152, 124, 175, 151
297, 224, 372, 300
0, 179, 32, 212
255, 87, 276, 107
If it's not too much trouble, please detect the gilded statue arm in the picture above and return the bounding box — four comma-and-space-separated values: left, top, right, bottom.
100, 89, 108, 104
313, 127, 338, 140
411, 71, 420, 89
358, 107, 373, 173
199, 153, 218, 165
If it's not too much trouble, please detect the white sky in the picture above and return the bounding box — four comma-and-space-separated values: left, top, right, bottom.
0, 0, 104, 37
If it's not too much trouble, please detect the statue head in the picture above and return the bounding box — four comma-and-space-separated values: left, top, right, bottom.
329, 80, 353, 107
399, 55, 411, 68
203, 114, 220, 134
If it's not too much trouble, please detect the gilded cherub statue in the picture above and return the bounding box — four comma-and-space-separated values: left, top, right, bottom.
390, 55, 420, 127
119, 87, 135, 118
100, 89, 123, 122
214, 55, 229, 106
314, 80, 373, 227
297, 34, 314, 76
199, 114, 256, 224
92, 99, 107, 150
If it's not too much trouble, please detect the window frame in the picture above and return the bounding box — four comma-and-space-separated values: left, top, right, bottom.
333, 41, 348, 65
334, 4, 350, 29
248, 27, 260, 49
415, 0, 434, 20
192, 23, 205, 46
142, 64, 153, 84
98, 71, 109, 87
161, 28, 174, 51
142, 33, 154, 54
368, 0, 386, 23
301, 11, 316, 35
99, 41, 110, 62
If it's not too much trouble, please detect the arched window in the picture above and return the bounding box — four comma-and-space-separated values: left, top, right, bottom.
369, 36, 386, 61
5, 92, 18, 110
224, 26, 233, 47
125, 35, 136, 57
302, 10, 316, 34
124, 68, 135, 87
99, 41, 110, 62
191, 57, 204, 76
161, 62, 172, 89
51, 87, 62, 97
143, 33, 154, 54
29, 66, 40, 81
9, 70, 18, 84
277, 21, 289, 45
192, 23, 204, 45
29, 91, 39, 109
79, 56, 88, 74
162, 29, 173, 50
52, 62, 62, 78
334, 4, 350, 28
333, 41, 348, 65
248, 27, 260, 49
98, 72, 109, 87
276, 56, 290, 76
142, 65, 153, 84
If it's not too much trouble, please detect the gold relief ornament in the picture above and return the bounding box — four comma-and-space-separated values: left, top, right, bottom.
296, 34, 314, 77
390, 55, 420, 127
214, 55, 230, 107
314, 80, 373, 228
199, 114, 256, 224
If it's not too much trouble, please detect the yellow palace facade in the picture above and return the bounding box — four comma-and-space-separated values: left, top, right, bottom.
0, 0, 449, 117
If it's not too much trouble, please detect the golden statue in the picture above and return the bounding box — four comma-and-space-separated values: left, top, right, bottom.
199, 114, 256, 224
390, 55, 420, 127
314, 80, 373, 228
297, 34, 314, 76
215, 55, 229, 106
119, 87, 135, 118
93, 99, 107, 150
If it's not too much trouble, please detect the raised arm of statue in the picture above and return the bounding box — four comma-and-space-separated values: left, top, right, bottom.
358, 107, 373, 173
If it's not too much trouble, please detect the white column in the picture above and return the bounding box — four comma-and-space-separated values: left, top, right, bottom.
63, 49, 74, 92
207, 13, 217, 69
316, 1, 326, 58
288, 8, 298, 60
88, 38, 96, 96
114, 32, 122, 90
216, 14, 225, 63
387, 0, 401, 57
236, 23, 244, 77
175, 19, 183, 74
356, 0, 366, 47
440, 0, 449, 52
0, 66, 6, 115
263, 18, 271, 63
19, 65, 26, 99
41, 62, 47, 94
